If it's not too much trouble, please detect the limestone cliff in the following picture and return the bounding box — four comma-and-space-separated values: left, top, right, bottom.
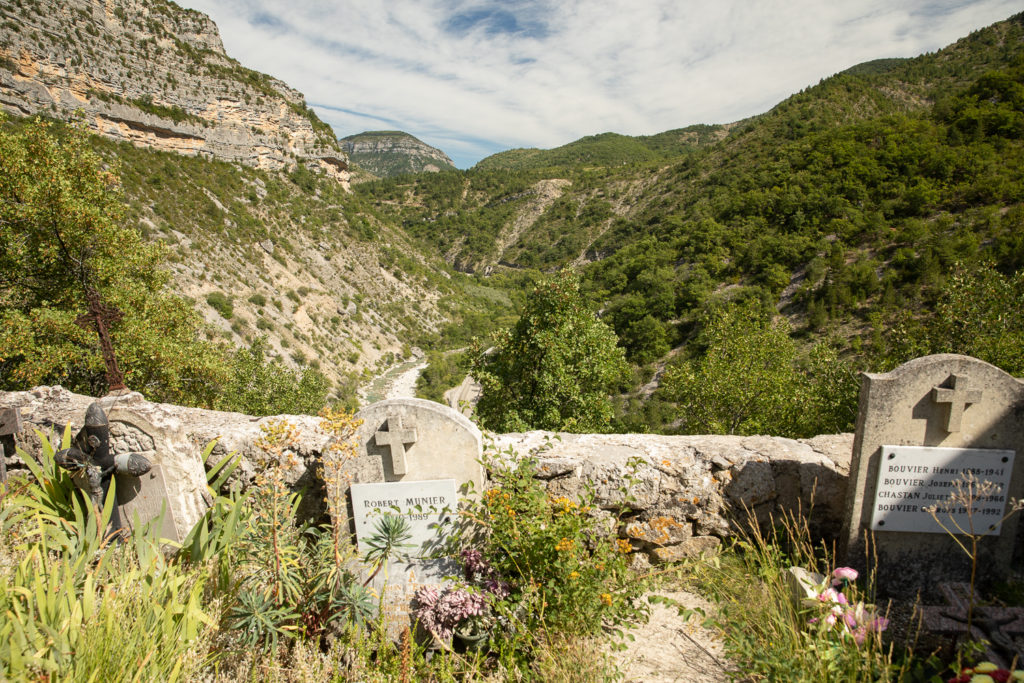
341, 130, 455, 178
0, 0, 348, 182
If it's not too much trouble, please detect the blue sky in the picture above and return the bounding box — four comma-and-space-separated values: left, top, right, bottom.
179, 1, 1021, 169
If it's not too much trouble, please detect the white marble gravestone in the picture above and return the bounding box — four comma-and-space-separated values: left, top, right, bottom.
841, 355, 1024, 597
350, 479, 458, 556
329, 398, 484, 638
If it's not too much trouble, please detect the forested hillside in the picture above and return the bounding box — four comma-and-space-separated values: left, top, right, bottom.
3, 6, 1022, 436
0, 116, 521, 411
366, 13, 1024, 434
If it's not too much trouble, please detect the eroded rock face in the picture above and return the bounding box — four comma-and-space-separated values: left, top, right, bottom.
1, 387, 853, 563
0, 0, 347, 181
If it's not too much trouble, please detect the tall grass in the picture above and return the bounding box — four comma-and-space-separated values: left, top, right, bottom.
687, 507, 909, 682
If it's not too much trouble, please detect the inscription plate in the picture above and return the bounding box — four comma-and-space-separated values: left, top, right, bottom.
350, 479, 457, 556
871, 446, 1015, 534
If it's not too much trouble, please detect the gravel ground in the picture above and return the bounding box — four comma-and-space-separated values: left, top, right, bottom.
611, 590, 735, 683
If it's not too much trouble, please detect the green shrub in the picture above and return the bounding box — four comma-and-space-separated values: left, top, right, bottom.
206, 290, 233, 319
465, 446, 646, 641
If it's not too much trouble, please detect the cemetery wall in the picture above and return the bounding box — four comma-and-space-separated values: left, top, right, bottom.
1, 386, 852, 565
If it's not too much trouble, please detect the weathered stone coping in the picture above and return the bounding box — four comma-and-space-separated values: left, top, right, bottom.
1, 386, 853, 563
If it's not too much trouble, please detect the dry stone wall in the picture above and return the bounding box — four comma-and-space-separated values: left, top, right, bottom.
0, 387, 853, 563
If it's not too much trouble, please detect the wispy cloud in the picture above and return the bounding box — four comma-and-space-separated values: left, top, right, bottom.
178, 0, 1021, 168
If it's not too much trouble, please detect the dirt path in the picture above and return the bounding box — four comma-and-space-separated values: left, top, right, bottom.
611, 590, 734, 683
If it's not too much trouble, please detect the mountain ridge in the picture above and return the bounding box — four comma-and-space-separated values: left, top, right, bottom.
341, 130, 456, 178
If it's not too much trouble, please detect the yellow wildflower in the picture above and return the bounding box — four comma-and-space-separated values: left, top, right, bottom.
569, 571, 580, 580
616, 539, 632, 554
555, 537, 575, 552
600, 593, 612, 606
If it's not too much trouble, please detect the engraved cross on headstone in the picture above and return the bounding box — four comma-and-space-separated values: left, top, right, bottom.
375, 415, 417, 475
931, 374, 982, 432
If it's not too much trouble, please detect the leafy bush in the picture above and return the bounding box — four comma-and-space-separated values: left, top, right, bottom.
447, 443, 646, 657
472, 270, 629, 432
216, 337, 329, 416
205, 290, 233, 319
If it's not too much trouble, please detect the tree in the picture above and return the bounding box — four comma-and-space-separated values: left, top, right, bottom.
887, 262, 1024, 375
0, 117, 227, 405
216, 337, 329, 416
659, 300, 859, 437
471, 270, 629, 432
660, 300, 804, 436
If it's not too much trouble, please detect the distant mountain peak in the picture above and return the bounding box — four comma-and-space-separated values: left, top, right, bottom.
341, 131, 455, 178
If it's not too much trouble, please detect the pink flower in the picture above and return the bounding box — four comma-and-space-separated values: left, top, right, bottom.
831, 566, 858, 586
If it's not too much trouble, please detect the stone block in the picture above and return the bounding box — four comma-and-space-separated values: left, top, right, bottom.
649, 536, 721, 564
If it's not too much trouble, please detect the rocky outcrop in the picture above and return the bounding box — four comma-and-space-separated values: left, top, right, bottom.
0, 0, 347, 181
1, 387, 853, 564
341, 131, 455, 178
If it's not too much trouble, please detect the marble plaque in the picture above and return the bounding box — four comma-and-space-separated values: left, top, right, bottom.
871, 446, 1015, 534
350, 479, 457, 556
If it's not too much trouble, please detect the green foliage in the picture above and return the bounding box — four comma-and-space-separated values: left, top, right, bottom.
0, 117, 229, 405
886, 262, 1024, 374
0, 431, 211, 680
205, 290, 233, 319
685, 510, 907, 682
473, 450, 644, 638
660, 300, 859, 437
415, 349, 470, 402
472, 271, 629, 432
216, 337, 329, 416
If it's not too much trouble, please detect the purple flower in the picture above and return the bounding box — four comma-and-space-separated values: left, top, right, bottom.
484, 578, 511, 599
413, 586, 488, 639
460, 548, 492, 582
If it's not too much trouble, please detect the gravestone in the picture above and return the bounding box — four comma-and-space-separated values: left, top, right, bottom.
0, 406, 23, 482
103, 404, 209, 544
841, 354, 1024, 598
329, 398, 484, 638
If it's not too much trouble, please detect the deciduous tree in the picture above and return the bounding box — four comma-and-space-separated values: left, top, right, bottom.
472, 270, 628, 432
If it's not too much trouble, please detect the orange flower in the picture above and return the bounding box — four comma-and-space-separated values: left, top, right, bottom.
555, 537, 575, 552
616, 539, 632, 554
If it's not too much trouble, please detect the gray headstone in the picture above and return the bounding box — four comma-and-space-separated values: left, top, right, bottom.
840, 354, 1024, 598
327, 398, 483, 638
107, 408, 209, 544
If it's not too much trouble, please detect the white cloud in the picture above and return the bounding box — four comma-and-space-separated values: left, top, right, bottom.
178, 0, 1022, 167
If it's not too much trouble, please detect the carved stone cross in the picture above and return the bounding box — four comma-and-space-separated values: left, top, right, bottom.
75, 287, 126, 392
374, 415, 418, 475
0, 407, 22, 483
919, 582, 1024, 669
931, 374, 982, 432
